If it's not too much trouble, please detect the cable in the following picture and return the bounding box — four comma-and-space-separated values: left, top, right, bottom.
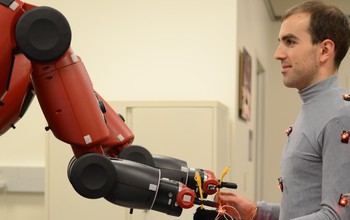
194, 171, 204, 209
216, 205, 240, 220
217, 167, 229, 207
214, 167, 242, 220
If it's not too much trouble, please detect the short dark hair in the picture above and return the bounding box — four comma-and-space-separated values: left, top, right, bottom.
282, 1, 350, 69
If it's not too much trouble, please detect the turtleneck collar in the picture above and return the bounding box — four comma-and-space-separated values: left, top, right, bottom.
298, 75, 340, 104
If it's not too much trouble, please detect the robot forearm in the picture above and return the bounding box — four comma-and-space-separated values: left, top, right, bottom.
30, 48, 134, 157
68, 147, 237, 216
68, 153, 197, 217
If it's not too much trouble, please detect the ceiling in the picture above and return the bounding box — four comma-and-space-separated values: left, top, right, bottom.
264, 0, 350, 21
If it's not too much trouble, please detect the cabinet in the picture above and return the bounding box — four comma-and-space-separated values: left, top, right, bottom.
46, 101, 229, 220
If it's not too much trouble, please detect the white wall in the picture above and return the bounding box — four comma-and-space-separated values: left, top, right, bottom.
50, 0, 239, 109
234, 0, 279, 201
0, 99, 46, 220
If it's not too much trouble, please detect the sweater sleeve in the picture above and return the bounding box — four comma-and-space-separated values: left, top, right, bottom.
256, 201, 280, 220
292, 116, 350, 220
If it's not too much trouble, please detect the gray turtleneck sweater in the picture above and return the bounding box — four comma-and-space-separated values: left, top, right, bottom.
256, 75, 350, 220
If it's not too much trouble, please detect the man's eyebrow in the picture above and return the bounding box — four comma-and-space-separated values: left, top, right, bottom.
278, 34, 298, 42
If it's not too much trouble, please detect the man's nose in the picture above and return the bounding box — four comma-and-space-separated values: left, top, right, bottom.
274, 44, 285, 60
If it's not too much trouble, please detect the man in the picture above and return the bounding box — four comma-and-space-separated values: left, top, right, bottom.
217, 1, 350, 219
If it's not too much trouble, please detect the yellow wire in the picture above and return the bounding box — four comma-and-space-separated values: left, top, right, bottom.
219, 167, 229, 184
217, 166, 229, 207
194, 171, 204, 209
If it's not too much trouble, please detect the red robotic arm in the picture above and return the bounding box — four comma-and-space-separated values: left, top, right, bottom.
0, 0, 237, 217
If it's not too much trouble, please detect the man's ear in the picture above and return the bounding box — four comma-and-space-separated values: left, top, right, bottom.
320, 39, 335, 63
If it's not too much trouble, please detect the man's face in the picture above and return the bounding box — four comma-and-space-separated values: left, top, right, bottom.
274, 12, 322, 90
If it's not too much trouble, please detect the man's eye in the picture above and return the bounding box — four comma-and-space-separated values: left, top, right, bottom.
286, 39, 295, 46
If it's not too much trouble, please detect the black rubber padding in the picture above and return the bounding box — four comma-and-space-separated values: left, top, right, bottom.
68, 154, 116, 199
118, 145, 155, 167
193, 207, 226, 220
15, 6, 72, 62
0, 0, 13, 7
